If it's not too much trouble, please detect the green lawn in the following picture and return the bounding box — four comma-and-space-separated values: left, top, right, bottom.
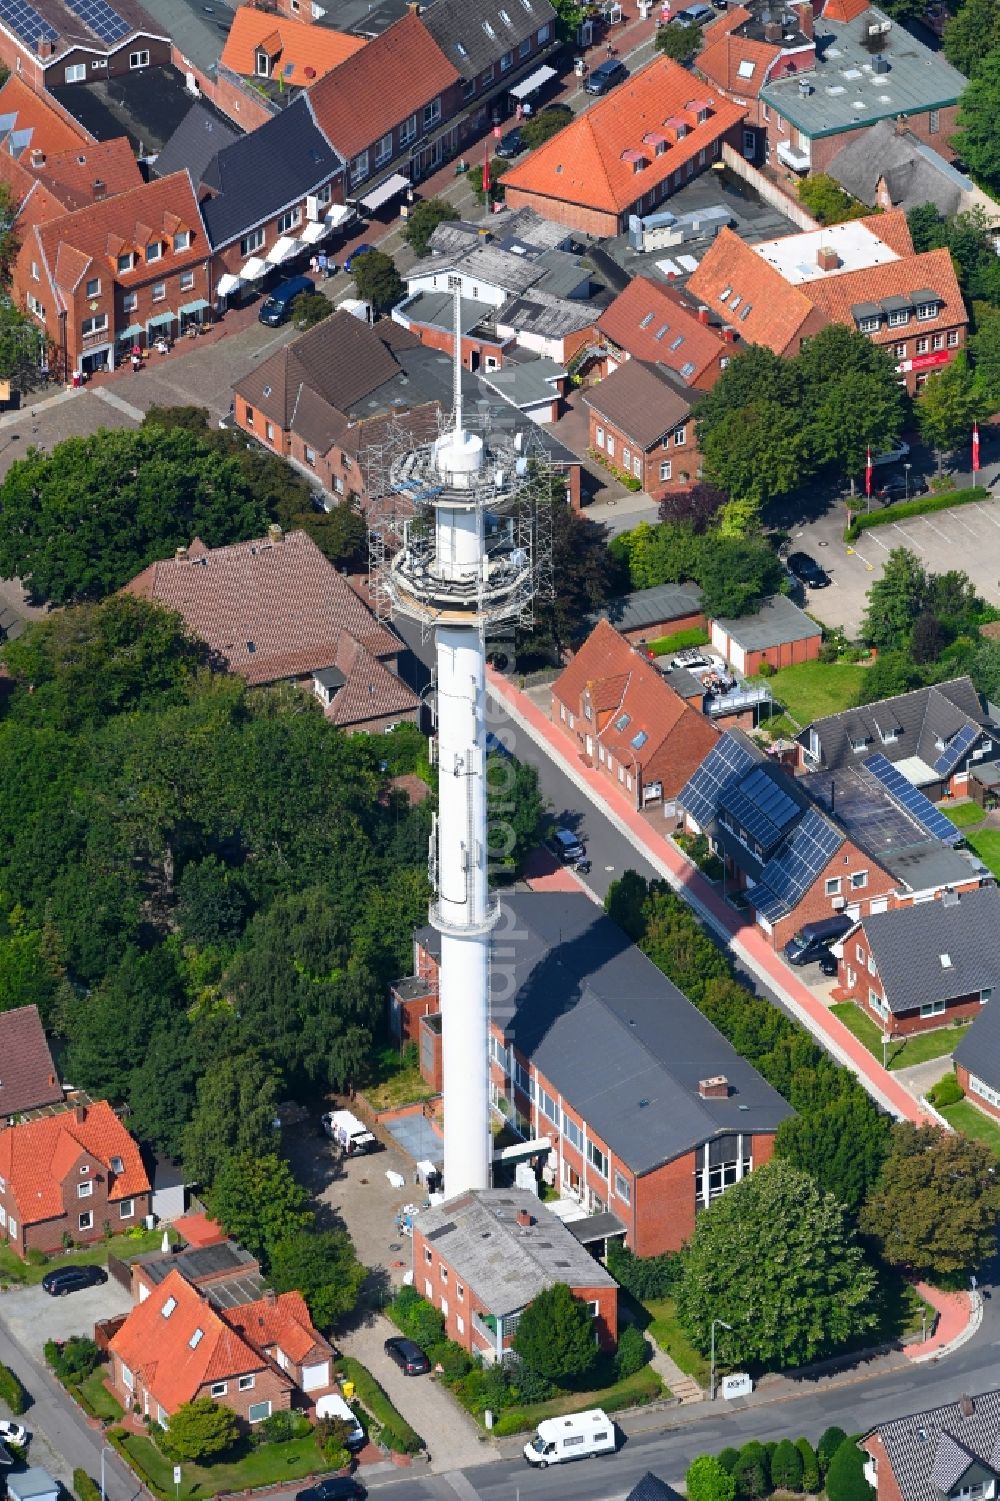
753, 661, 868, 729
74, 1368, 124, 1421
940, 1099, 1000, 1156
362, 1047, 437, 1112
0, 1228, 179, 1286
113, 1430, 334, 1500
831, 1002, 963, 1071
967, 829, 1000, 880
642, 1297, 709, 1386
943, 801, 986, 830
490, 1365, 663, 1436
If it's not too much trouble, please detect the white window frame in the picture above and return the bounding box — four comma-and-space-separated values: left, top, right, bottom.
179, 271, 195, 291
119, 1198, 135, 1219
146, 241, 162, 263
152, 282, 166, 302
374, 130, 393, 167
350, 150, 369, 185
65, 63, 86, 82
240, 228, 264, 257
247, 1401, 272, 1424
659, 459, 672, 481
399, 113, 417, 146
210, 1382, 228, 1396
117, 251, 135, 273
130, 49, 149, 67
424, 97, 441, 128
86, 277, 100, 297
614, 1170, 631, 1204
277, 206, 302, 234
920, 999, 946, 1018
825, 877, 841, 896
238, 1375, 255, 1391
78, 1211, 93, 1231
77, 1180, 94, 1198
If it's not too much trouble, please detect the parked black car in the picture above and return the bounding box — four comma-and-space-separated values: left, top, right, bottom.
871, 476, 924, 505
384, 1336, 430, 1376
547, 828, 587, 865
787, 551, 831, 588
296, 1481, 365, 1501
496, 126, 525, 159
41, 1264, 108, 1297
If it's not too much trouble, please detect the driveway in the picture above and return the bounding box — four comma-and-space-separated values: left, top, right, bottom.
339, 1313, 495, 1475
0, 1276, 133, 1357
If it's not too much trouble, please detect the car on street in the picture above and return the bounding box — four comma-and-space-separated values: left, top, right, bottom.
384, 1335, 430, 1375
296, 1480, 365, 1501
257, 274, 315, 327
787, 551, 831, 588
671, 2, 715, 21
547, 827, 587, 866
584, 58, 628, 95
41, 1264, 108, 1297
344, 243, 376, 272
871, 476, 924, 505
496, 126, 525, 158
0, 1423, 28, 1449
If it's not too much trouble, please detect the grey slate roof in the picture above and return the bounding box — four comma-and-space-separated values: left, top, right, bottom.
826, 121, 973, 217
492, 892, 792, 1175
627, 1477, 684, 1501
589, 581, 705, 636
480, 356, 564, 409
955, 1000, 1000, 1094
797, 678, 988, 774
417, 1188, 615, 1317
862, 1389, 1000, 1501
154, 101, 239, 188
398, 291, 496, 334
715, 594, 821, 653
420, 0, 556, 81
861, 885, 1000, 1015
497, 289, 599, 340
200, 95, 342, 249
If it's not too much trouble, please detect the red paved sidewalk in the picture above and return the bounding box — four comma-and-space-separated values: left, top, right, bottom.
487, 667, 932, 1126
907, 1283, 974, 1361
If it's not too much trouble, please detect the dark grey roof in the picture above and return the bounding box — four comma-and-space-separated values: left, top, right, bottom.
415, 924, 442, 961
955, 994, 1000, 1091
658, 665, 704, 700
565, 1210, 626, 1244
133, 1240, 257, 1287
862, 1389, 1000, 1501
627, 1477, 684, 1501
590, 581, 706, 636
497, 289, 598, 340
200, 95, 342, 248
493, 892, 791, 1175
398, 291, 495, 335
139, 0, 233, 74
480, 356, 564, 409
861, 884, 1000, 1014
797, 678, 988, 774
417, 1188, 616, 1317
421, 0, 556, 80
715, 594, 821, 652
50, 65, 209, 154
154, 101, 239, 187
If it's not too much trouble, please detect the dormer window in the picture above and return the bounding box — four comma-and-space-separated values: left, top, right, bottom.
851, 737, 867, 753
888, 308, 909, 327
146, 241, 162, 263
117, 252, 134, 273
173, 230, 191, 252
859, 315, 880, 333
916, 300, 940, 321
110, 1155, 124, 1173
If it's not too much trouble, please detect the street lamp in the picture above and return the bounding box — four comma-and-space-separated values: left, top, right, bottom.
100, 1443, 114, 1501
904, 462, 912, 502
710, 1317, 732, 1401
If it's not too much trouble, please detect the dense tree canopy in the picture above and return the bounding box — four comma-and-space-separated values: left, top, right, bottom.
513, 1283, 599, 1383
609, 520, 786, 619
518, 478, 621, 658
797, 174, 869, 225
954, 52, 1000, 193
943, 0, 1000, 79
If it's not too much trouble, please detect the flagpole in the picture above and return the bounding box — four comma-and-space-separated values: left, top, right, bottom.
972, 421, 980, 489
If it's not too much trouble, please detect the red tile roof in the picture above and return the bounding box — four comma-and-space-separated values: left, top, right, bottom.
220, 6, 365, 87
0, 1101, 149, 1225
597, 276, 725, 386
226, 1290, 327, 1365
553, 619, 719, 795
806, 245, 966, 345
0, 1006, 62, 1118
172, 1211, 226, 1247
307, 12, 459, 162
34, 139, 143, 211
697, 28, 787, 97
686, 227, 825, 355
0, 76, 93, 158
125, 528, 403, 686
501, 56, 746, 217
823, 0, 869, 20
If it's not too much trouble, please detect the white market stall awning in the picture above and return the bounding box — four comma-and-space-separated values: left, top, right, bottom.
325, 203, 355, 229
266, 235, 300, 265
357, 171, 410, 215
300, 220, 327, 244
509, 63, 556, 99
215, 273, 242, 296
240, 256, 267, 280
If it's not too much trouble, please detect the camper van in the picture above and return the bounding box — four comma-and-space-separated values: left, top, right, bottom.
523, 1410, 616, 1467
314, 1394, 366, 1452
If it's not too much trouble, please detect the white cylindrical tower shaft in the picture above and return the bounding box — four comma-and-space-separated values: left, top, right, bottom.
435, 624, 491, 1192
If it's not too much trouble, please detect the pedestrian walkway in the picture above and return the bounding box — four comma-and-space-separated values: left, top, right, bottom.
651, 1346, 702, 1404
908, 1284, 979, 1363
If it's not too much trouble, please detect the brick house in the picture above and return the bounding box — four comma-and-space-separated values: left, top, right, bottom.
583, 359, 704, 500
13, 170, 210, 378
695, 1, 817, 165
213, 6, 365, 132
0, 1005, 63, 1119
109, 1268, 336, 1425
0, 0, 168, 96
586, 582, 707, 648
420, 0, 559, 128
0, 76, 142, 218
401, 891, 791, 1254
860, 1390, 1000, 1501
412, 1189, 618, 1362
0, 1101, 150, 1258
125, 528, 420, 733
592, 275, 729, 391
839, 885, 1000, 1038
502, 56, 746, 237
678, 729, 983, 951
552, 619, 719, 810
687, 213, 967, 394
954, 1000, 1000, 1125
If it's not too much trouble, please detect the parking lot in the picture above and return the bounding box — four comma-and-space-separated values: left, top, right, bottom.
784, 492, 1000, 634
0, 1275, 133, 1357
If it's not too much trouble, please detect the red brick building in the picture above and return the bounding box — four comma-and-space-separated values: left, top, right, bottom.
0, 1101, 150, 1258
503, 56, 746, 237
696, 1, 817, 166
860, 1390, 1000, 1501
412, 1189, 618, 1361
710, 594, 822, 675
398, 892, 791, 1255
212, 7, 365, 132
592, 275, 729, 391
0, 0, 168, 95
109, 1268, 336, 1425
584, 360, 705, 500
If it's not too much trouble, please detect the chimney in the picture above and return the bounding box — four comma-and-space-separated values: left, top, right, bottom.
92, 178, 106, 199
960, 1395, 974, 1419
816, 244, 841, 272
264, 1288, 277, 1305
721, 326, 737, 343
698, 1075, 729, 1099
36, 36, 53, 56
797, 0, 813, 37
894, 114, 908, 135
175, 545, 188, 561
406, 0, 420, 10
30, 149, 45, 169
697, 304, 710, 325
74, 1104, 87, 1124
267, 523, 283, 543
764, 18, 782, 40
515, 1208, 534, 1228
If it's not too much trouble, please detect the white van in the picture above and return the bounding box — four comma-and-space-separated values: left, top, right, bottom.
523, 1409, 616, 1467
314, 1393, 366, 1452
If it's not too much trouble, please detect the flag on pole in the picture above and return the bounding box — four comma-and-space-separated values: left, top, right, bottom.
482, 152, 491, 197
973, 421, 981, 473
865, 445, 873, 498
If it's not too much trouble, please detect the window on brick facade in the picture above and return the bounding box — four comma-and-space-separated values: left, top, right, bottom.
851, 870, 868, 889
399, 113, 417, 146
350, 150, 369, 184
932, 333, 945, 351
614, 1170, 631, 1204
119, 1198, 134, 1219
78, 1211, 93, 1231
826, 877, 841, 895
78, 1180, 93, 1198
123, 292, 138, 312
248, 1401, 271, 1423
146, 241, 162, 263
277, 207, 301, 234
65, 63, 86, 82
86, 277, 100, 297
241, 228, 264, 257
920, 999, 945, 1017
929, 109, 939, 132
563, 1114, 582, 1150
81, 314, 107, 336
180, 271, 194, 291
117, 252, 135, 273
586, 1139, 608, 1177
130, 50, 149, 67
152, 282, 166, 302
239, 1375, 255, 1390
374, 131, 393, 166
173, 230, 191, 252
424, 97, 441, 128
947, 329, 959, 347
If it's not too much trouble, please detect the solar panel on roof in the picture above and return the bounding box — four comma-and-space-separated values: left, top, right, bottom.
864, 752, 962, 846
61, 0, 130, 43
0, 0, 57, 45
678, 735, 759, 828
754, 809, 843, 922
933, 721, 979, 778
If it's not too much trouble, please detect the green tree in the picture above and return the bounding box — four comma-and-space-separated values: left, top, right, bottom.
176, 858, 251, 948
513, 1282, 599, 1383
162, 1398, 240, 1463
825, 1439, 873, 1501
0, 300, 47, 391
969, 306, 1000, 405
797, 174, 869, 224
640, 886, 729, 1003
944, 0, 1000, 78
860, 1122, 1000, 1280
774, 1087, 890, 1215
797, 326, 904, 488
269, 1227, 366, 1328
861, 548, 927, 651
697, 537, 785, 618
677, 1160, 878, 1369
796, 1438, 821, 1493
911, 611, 946, 664
700, 399, 808, 506
969, 637, 1000, 700
916, 354, 989, 468
654, 20, 703, 59
487, 754, 546, 872
518, 479, 619, 658
402, 198, 460, 257
207, 1151, 312, 1263
349, 249, 403, 313
687, 1455, 737, 1501
733, 1443, 771, 1501
954, 53, 1000, 193
183, 1053, 281, 1186
290, 292, 332, 329
772, 1440, 804, 1493
854, 648, 927, 703
613, 1323, 650, 1378
818, 1428, 849, 1477
521, 107, 573, 149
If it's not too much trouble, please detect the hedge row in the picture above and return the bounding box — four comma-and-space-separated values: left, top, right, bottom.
647, 627, 710, 656
73, 1470, 103, 1501
0, 1361, 27, 1415
334, 1356, 423, 1455
844, 487, 990, 541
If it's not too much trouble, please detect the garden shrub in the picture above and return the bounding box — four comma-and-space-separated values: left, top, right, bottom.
430, 1340, 473, 1383
687, 1455, 737, 1501
718, 1448, 741, 1474
0, 1361, 27, 1414
25, 1248, 47, 1267
73, 1470, 102, 1501
844, 488, 987, 542
607, 1242, 682, 1300
614, 1324, 651, 1379
772, 1438, 804, 1492
928, 1073, 964, 1108
733, 1441, 771, 1501
388, 1288, 445, 1351
796, 1438, 820, 1493
322, 1441, 351, 1470
818, 1428, 849, 1477
825, 1438, 872, 1501
509, 1360, 555, 1404
334, 1359, 422, 1454
45, 1336, 100, 1384
259, 1409, 311, 1443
